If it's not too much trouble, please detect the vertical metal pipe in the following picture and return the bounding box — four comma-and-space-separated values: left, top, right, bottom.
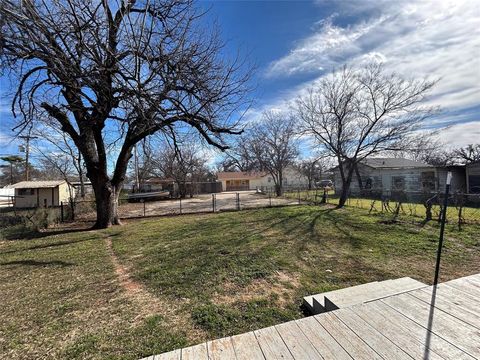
433, 172, 452, 286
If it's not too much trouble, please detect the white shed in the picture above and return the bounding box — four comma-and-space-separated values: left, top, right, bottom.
12, 180, 74, 208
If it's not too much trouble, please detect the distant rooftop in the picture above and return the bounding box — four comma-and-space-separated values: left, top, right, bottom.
217, 171, 267, 180
361, 158, 431, 169
11, 180, 66, 189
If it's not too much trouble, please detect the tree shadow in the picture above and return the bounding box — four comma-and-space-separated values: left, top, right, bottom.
3, 226, 93, 241
0, 259, 75, 267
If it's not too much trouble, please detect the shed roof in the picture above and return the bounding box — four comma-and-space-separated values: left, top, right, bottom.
11, 180, 66, 189
217, 171, 267, 180
360, 158, 431, 169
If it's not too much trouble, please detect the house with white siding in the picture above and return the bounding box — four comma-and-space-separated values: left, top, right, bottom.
332, 158, 466, 196
217, 167, 308, 192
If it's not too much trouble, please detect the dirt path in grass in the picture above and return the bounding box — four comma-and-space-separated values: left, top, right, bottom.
104, 235, 206, 340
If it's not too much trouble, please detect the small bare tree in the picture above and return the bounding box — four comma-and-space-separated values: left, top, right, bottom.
151, 143, 207, 198
453, 144, 480, 164
249, 111, 299, 196
1, 0, 251, 228
295, 156, 331, 190
296, 64, 436, 207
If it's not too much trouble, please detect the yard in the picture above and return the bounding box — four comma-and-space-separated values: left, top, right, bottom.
1, 205, 479, 359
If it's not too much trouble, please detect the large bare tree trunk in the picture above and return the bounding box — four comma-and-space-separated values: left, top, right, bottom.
91, 179, 122, 229
337, 167, 354, 208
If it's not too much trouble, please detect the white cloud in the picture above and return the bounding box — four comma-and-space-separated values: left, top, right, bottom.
265, 0, 480, 115
436, 121, 480, 149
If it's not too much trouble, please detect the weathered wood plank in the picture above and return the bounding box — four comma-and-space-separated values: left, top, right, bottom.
207, 336, 237, 360
231, 332, 265, 360
445, 277, 480, 298
154, 349, 181, 360
181, 343, 209, 360
333, 308, 411, 359
275, 321, 322, 359
254, 326, 294, 359
411, 287, 480, 329
295, 317, 351, 360
382, 293, 480, 357
315, 312, 382, 360
351, 302, 444, 360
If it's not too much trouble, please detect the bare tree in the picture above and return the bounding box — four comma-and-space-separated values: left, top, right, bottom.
222, 134, 262, 172
295, 156, 331, 190
34, 126, 87, 197
35, 151, 77, 214
296, 64, 436, 207
249, 111, 299, 196
453, 144, 480, 164
151, 143, 207, 198
1, 0, 251, 228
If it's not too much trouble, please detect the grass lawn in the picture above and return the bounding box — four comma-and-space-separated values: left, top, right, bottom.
1, 205, 479, 359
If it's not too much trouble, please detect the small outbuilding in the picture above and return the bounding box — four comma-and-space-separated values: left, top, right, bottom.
12, 180, 74, 208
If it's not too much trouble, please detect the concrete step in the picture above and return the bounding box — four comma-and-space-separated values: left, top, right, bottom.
304, 277, 426, 315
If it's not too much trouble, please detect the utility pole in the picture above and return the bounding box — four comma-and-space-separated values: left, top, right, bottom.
19, 135, 38, 181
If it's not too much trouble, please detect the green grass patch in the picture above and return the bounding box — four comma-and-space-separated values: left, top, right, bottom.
1, 205, 479, 359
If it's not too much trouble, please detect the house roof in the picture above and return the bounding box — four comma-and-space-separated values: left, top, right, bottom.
11, 180, 66, 189
217, 171, 267, 180
360, 158, 431, 169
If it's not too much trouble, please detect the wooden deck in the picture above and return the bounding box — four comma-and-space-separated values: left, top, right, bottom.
142, 273, 480, 359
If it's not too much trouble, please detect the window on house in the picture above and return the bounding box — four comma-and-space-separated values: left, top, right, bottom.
18, 188, 34, 196
392, 176, 405, 191
469, 175, 480, 193
268, 177, 272, 183
421, 171, 435, 191
365, 178, 373, 189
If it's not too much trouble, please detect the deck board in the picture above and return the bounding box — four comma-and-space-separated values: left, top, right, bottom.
411, 287, 480, 329
382, 293, 480, 357
231, 332, 265, 360
350, 303, 445, 360
295, 316, 351, 360
315, 312, 382, 360
334, 308, 413, 360
181, 343, 209, 360
144, 273, 480, 360
207, 336, 237, 360
275, 321, 322, 359
254, 326, 294, 359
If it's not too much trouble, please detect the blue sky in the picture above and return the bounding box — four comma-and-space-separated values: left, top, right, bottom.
1, 0, 479, 162
201, 0, 480, 149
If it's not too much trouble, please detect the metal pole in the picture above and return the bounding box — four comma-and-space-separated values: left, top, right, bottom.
179, 198, 182, 214
236, 192, 240, 211
19, 134, 38, 181
433, 172, 451, 286
212, 193, 215, 212
61, 201, 64, 222
143, 200, 146, 217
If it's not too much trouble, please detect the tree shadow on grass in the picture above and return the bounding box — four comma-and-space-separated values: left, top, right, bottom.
2, 226, 94, 241
0, 259, 75, 267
